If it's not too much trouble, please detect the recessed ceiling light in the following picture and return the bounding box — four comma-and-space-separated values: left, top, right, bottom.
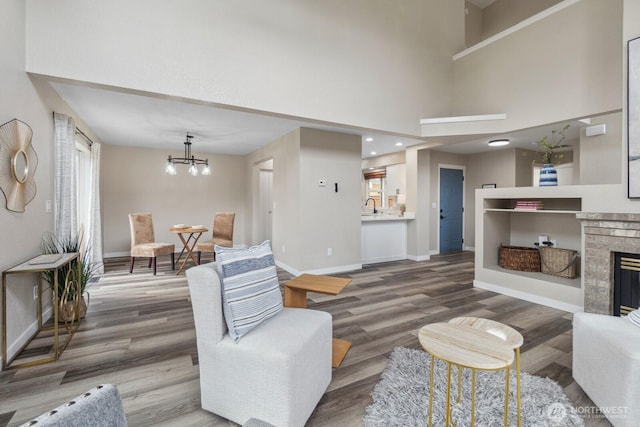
365, 137, 374, 142
488, 139, 510, 147
370, 151, 377, 155
395, 142, 404, 146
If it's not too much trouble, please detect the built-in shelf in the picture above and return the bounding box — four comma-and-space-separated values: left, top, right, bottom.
485, 265, 581, 288
475, 188, 585, 312
484, 208, 581, 214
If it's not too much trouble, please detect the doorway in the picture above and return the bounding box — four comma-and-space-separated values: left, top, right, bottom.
257, 159, 273, 243
439, 166, 464, 253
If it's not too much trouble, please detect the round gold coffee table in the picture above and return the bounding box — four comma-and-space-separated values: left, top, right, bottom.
449, 317, 524, 427
418, 323, 514, 427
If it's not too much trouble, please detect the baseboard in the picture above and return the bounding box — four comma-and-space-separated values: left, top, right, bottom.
429, 249, 439, 256
473, 279, 584, 313
2, 305, 54, 366
104, 251, 129, 258
407, 254, 430, 262
362, 255, 408, 265
464, 245, 475, 252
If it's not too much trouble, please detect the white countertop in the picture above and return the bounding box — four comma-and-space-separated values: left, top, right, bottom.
361, 212, 415, 222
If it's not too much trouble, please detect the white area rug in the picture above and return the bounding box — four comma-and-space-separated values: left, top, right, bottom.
363, 347, 584, 427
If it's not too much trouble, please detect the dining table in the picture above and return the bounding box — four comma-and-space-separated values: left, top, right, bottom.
169, 225, 208, 274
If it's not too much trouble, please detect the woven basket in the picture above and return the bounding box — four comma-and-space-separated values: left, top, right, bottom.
539, 247, 578, 278
498, 245, 541, 272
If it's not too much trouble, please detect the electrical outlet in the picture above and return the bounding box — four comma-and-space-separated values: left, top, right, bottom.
282, 245, 285, 253
550, 239, 557, 247
33, 285, 38, 300
327, 248, 332, 256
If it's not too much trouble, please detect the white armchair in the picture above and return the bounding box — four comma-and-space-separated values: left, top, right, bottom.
186, 262, 332, 427
573, 312, 640, 427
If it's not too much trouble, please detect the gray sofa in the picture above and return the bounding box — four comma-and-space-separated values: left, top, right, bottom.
186, 262, 332, 427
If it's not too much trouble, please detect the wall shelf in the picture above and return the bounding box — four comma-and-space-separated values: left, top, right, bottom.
484, 208, 581, 214
475, 189, 584, 311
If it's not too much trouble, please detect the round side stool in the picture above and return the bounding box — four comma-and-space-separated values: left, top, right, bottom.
449, 317, 524, 427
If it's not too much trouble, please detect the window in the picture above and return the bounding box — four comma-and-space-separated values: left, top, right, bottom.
75, 138, 91, 245
364, 169, 387, 209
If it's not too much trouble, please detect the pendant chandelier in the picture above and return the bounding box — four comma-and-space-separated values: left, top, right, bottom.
165, 132, 210, 176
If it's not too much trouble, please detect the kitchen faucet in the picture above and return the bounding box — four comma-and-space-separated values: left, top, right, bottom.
365, 198, 377, 214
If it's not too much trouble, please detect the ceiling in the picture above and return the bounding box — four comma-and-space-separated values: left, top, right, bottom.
48, 80, 594, 162
49, 81, 428, 160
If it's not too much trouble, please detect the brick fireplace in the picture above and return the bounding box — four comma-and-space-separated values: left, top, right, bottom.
578, 212, 640, 314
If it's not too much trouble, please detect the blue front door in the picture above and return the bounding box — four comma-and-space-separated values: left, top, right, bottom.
439, 168, 464, 253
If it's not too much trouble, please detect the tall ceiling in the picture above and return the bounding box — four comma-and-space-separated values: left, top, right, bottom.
42, 0, 586, 161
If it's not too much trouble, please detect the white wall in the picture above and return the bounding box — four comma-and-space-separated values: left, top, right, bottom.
481, 0, 563, 41
452, 0, 622, 134
0, 1, 104, 364
25, 0, 464, 138
299, 128, 362, 272
247, 128, 361, 274
406, 147, 431, 260
101, 145, 247, 256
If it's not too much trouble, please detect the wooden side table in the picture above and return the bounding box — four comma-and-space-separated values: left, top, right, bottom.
418, 323, 514, 427
2, 252, 81, 370
283, 273, 352, 368
170, 226, 207, 274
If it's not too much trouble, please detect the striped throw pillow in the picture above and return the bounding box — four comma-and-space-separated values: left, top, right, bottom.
215, 240, 283, 341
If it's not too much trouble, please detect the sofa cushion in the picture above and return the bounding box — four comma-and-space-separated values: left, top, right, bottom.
215, 240, 283, 341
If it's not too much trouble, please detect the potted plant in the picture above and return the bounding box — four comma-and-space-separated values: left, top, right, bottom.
536, 124, 570, 186
41, 229, 97, 323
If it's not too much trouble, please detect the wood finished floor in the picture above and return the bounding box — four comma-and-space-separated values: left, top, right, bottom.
0, 252, 612, 426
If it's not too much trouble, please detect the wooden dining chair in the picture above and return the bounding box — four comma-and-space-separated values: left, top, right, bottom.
129, 213, 175, 275
197, 212, 235, 263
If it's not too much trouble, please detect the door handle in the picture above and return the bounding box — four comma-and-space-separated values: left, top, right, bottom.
440, 215, 446, 219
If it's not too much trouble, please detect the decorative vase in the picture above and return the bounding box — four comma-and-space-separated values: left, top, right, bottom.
58, 295, 87, 323
539, 163, 558, 187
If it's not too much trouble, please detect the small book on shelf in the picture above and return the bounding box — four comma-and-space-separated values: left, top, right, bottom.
514, 200, 544, 210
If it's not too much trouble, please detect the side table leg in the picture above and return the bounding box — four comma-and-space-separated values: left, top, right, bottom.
516, 348, 521, 427
53, 269, 59, 360
428, 354, 434, 427
471, 368, 476, 426
457, 365, 462, 403
504, 365, 510, 427
283, 286, 307, 308
445, 362, 452, 427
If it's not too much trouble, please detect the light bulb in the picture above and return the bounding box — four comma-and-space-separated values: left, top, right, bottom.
165, 160, 177, 175
202, 163, 211, 176
189, 163, 198, 176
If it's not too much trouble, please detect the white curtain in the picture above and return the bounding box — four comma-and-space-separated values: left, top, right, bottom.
54, 113, 105, 274
88, 142, 104, 274
53, 113, 77, 240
